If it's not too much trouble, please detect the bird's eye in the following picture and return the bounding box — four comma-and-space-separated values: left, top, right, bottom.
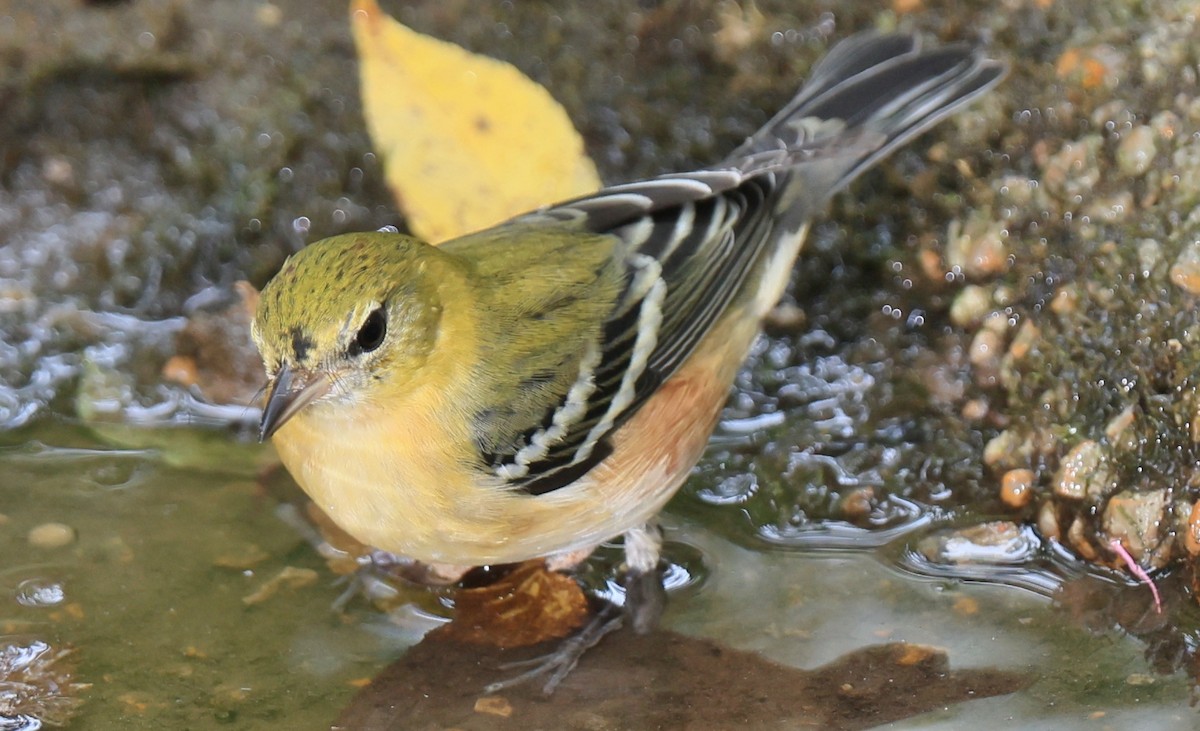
351, 307, 387, 355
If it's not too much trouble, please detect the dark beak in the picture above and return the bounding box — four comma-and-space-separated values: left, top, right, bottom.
259, 363, 332, 441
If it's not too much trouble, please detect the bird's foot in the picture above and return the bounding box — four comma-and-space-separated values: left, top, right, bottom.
484, 604, 624, 696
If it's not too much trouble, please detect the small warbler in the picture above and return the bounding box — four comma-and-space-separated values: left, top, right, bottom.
253, 33, 1004, 641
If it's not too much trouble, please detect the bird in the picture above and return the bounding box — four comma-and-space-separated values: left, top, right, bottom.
252, 31, 1005, 689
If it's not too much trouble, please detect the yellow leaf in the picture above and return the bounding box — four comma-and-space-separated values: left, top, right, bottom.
350, 0, 601, 243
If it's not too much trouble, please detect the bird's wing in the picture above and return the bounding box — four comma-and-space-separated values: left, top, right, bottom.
460, 168, 786, 496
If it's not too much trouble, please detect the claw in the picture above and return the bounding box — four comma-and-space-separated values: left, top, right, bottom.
485, 606, 624, 695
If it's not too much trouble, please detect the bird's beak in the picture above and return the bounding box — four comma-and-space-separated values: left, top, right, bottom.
259, 363, 332, 441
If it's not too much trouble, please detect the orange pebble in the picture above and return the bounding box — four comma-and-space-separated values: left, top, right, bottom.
1001, 468, 1035, 508
1185, 502, 1200, 556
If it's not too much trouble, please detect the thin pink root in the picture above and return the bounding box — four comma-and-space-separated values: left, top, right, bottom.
1109, 539, 1163, 614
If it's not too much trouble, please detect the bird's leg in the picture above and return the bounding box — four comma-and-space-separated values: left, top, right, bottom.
621, 521, 667, 633
484, 602, 624, 695
483, 522, 668, 695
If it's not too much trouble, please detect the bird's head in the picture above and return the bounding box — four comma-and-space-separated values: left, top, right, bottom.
251, 232, 446, 440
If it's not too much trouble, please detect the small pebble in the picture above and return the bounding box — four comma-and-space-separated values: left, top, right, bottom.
1185, 502, 1200, 557
1000, 469, 1035, 509
949, 285, 992, 329
1068, 516, 1099, 560
1102, 489, 1169, 568
968, 328, 1003, 370
983, 429, 1027, 471
1169, 239, 1200, 295
1037, 501, 1061, 541
28, 522, 76, 550
924, 521, 1035, 565
947, 216, 1008, 279
161, 355, 200, 388
1053, 440, 1106, 500
1006, 321, 1040, 361
1116, 125, 1157, 177
964, 230, 1008, 279
839, 487, 875, 522
1049, 286, 1079, 316
918, 247, 943, 281
1104, 404, 1136, 442
1136, 238, 1162, 278
961, 398, 988, 421
474, 696, 513, 717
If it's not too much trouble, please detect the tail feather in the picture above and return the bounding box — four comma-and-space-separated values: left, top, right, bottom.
760, 33, 921, 125
730, 33, 1007, 206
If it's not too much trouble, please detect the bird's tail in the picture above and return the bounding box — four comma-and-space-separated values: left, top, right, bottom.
726, 33, 1007, 227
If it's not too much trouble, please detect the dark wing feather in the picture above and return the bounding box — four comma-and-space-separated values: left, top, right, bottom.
493, 171, 778, 494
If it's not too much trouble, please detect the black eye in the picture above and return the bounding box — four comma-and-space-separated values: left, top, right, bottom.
351, 308, 387, 355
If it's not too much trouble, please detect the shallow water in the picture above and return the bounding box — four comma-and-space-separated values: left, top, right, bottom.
1, 422, 1196, 728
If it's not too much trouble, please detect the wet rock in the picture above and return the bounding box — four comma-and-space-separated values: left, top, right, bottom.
1103, 404, 1136, 446
1000, 469, 1035, 509
949, 284, 992, 329
839, 487, 875, 523
960, 398, 989, 422
1049, 286, 1080, 316
916, 521, 1038, 566
968, 328, 1003, 371
983, 429, 1029, 472
1005, 320, 1039, 361
1053, 440, 1109, 501
1054, 45, 1124, 92
1115, 125, 1157, 177
1185, 502, 1200, 557
1040, 135, 1103, 203
1169, 238, 1200, 295
1136, 239, 1163, 279
27, 522, 76, 550
1068, 516, 1101, 561
1037, 501, 1061, 542
1081, 191, 1135, 224
994, 175, 1037, 207
969, 314, 1011, 389
946, 213, 1009, 280
1102, 489, 1170, 569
